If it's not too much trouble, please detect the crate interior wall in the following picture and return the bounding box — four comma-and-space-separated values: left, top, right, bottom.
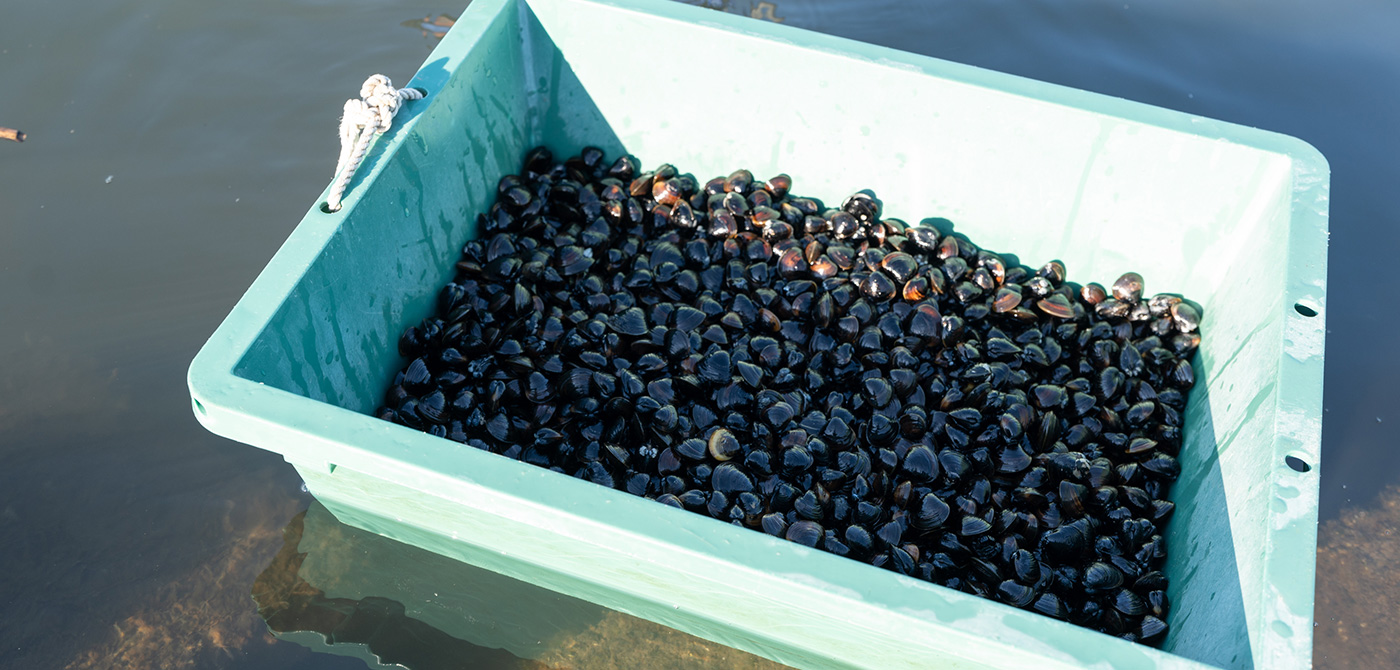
189, 0, 1329, 668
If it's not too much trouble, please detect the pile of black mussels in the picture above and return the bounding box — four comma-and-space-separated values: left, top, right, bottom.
377, 147, 1204, 646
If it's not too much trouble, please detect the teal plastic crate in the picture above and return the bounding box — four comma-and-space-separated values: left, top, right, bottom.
187, 0, 1330, 667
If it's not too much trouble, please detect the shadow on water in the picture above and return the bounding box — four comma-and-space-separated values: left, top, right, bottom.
253, 507, 559, 670
255, 501, 788, 670
48, 475, 308, 670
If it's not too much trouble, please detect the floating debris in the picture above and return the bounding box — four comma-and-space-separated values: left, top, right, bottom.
401, 13, 457, 39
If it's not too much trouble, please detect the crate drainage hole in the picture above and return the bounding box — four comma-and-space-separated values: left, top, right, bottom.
1285, 455, 1311, 473
193, 398, 207, 416
1294, 302, 1319, 317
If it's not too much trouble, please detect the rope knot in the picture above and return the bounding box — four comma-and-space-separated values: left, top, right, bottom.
326, 74, 426, 212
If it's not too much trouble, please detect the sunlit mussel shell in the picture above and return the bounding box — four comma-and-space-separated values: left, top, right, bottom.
754, 207, 785, 231
901, 444, 939, 483
707, 428, 741, 461
720, 191, 750, 218
882, 217, 908, 237
829, 211, 861, 239
1096, 298, 1132, 319
624, 170, 654, 198
1081, 282, 1108, 305
1129, 301, 1153, 322
669, 199, 699, 229
1150, 499, 1175, 522
991, 286, 1022, 313
879, 251, 918, 284
708, 210, 740, 238
1169, 332, 1201, 357
1170, 300, 1201, 333
1037, 259, 1067, 285
978, 253, 1006, 284
763, 173, 792, 199
840, 524, 873, 557
1124, 435, 1156, 455
1147, 293, 1179, 317
725, 168, 754, 194
901, 275, 931, 301
970, 266, 998, 291
1036, 293, 1075, 319
862, 271, 898, 301
1027, 276, 1054, 297
951, 280, 981, 304
1112, 272, 1145, 303
905, 226, 940, 255
1166, 358, 1195, 389
778, 247, 809, 279
842, 191, 881, 224
936, 234, 960, 260
822, 244, 855, 271
803, 214, 829, 235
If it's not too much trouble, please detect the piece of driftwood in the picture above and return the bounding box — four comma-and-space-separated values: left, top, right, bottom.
0, 126, 24, 142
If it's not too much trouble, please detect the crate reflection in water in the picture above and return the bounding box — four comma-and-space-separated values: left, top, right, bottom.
254, 501, 789, 669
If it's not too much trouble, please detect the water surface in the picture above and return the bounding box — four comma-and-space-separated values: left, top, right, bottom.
2, 0, 1397, 668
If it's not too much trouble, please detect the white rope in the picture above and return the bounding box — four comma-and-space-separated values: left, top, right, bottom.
325, 74, 424, 212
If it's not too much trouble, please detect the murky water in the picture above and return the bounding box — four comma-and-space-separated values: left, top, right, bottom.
1, 0, 1397, 668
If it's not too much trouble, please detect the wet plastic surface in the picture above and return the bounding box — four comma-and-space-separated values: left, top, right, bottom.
188, 0, 1330, 667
